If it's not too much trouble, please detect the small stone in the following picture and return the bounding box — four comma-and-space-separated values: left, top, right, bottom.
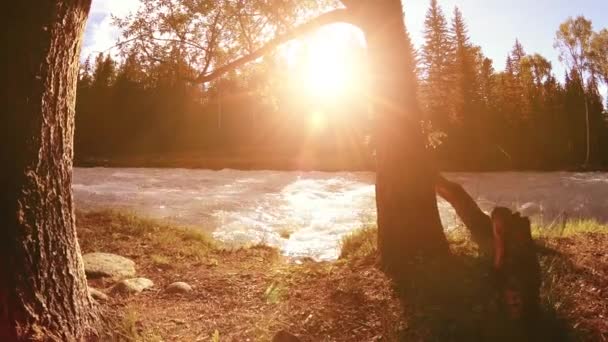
83, 253, 136, 279
89, 287, 108, 302
272, 330, 301, 342
111, 278, 154, 295
166, 282, 193, 294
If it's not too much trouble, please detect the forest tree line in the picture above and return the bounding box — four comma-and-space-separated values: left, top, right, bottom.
75, 1, 608, 170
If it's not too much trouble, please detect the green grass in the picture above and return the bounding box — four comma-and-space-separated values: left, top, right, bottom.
77, 210, 215, 263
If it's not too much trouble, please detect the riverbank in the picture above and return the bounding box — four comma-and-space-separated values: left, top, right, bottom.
75, 154, 608, 173
75, 152, 375, 172
79, 211, 607, 341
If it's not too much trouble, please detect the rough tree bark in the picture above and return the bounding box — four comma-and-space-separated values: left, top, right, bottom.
350, 0, 449, 273
0, 1, 95, 340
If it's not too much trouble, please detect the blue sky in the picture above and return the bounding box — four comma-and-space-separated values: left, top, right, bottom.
405, 0, 608, 76
83, 0, 607, 97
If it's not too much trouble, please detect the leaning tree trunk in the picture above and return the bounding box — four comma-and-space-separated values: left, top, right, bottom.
0, 1, 95, 340
351, 0, 449, 274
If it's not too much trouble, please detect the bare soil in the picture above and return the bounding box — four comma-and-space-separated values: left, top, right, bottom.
77, 211, 607, 341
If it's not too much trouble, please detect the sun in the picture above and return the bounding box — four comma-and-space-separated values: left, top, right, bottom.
309, 110, 327, 130
283, 24, 366, 102
303, 48, 349, 99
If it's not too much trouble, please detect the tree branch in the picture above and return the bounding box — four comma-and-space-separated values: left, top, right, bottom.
193, 8, 357, 84
435, 174, 493, 253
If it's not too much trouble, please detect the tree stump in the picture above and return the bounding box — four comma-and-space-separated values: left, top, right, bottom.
436, 175, 541, 327
491, 207, 541, 324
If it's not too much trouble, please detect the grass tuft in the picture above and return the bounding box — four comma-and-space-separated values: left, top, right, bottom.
110, 307, 163, 342
77, 209, 215, 265
339, 225, 377, 259
532, 219, 607, 238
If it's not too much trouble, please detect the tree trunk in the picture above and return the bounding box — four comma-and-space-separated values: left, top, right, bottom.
0, 1, 95, 340
353, 0, 449, 274
583, 95, 590, 167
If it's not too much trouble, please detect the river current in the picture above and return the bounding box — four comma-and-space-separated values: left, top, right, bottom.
74, 168, 608, 260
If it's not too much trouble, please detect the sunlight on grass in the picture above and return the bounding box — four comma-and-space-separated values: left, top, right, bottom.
263, 281, 287, 304
109, 307, 163, 342
339, 219, 607, 261
77, 210, 215, 263
149, 254, 173, 270
532, 219, 608, 238
339, 225, 377, 259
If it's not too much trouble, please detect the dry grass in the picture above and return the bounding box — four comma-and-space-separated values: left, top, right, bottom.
81, 211, 403, 341
81, 210, 607, 341
537, 233, 608, 341
339, 224, 377, 260
341, 222, 608, 341
533, 219, 607, 237
78, 210, 214, 266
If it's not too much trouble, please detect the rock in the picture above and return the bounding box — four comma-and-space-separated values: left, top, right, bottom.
111, 278, 154, 295
89, 287, 109, 302
83, 252, 136, 279
165, 282, 193, 294
272, 330, 302, 342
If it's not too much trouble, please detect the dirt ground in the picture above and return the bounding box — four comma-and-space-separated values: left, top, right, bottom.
77, 211, 607, 341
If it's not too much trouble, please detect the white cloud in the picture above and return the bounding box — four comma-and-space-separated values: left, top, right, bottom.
81, 0, 140, 60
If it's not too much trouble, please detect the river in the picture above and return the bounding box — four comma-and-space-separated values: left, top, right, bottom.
73, 168, 608, 260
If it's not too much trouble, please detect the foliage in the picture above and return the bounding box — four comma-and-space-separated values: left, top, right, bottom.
112, 0, 339, 80
417, 6, 608, 169
420, 0, 453, 136
591, 28, 608, 84
75, 49, 372, 169
75, 5, 608, 171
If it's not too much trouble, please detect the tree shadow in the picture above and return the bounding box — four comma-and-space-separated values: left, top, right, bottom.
391, 247, 573, 341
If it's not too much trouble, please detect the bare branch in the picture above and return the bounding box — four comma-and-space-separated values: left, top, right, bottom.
435, 174, 493, 253
193, 8, 357, 84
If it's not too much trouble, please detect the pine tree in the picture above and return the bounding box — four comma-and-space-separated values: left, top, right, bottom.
507, 40, 531, 120
92, 53, 116, 89
446, 7, 481, 164
510, 39, 526, 77
78, 56, 93, 88
420, 0, 454, 133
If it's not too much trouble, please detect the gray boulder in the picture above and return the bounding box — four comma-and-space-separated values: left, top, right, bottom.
83, 252, 136, 279
111, 278, 154, 295
166, 282, 193, 294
